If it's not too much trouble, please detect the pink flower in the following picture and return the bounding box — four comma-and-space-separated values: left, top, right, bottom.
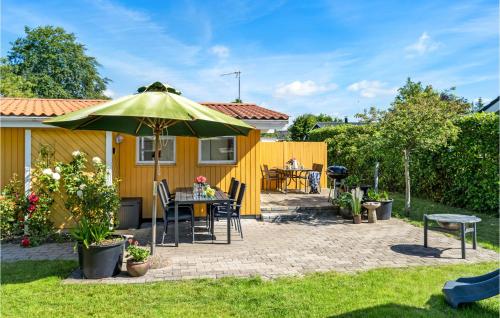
27, 204, 36, 212
28, 193, 39, 203
195, 176, 207, 184
21, 236, 30, 247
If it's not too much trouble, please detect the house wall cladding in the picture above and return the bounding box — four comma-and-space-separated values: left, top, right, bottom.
1, 128, 25, 189
31, 129, 106, 228
116, 129, 262, 218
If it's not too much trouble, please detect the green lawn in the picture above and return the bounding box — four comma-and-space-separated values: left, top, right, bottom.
1, 260, 499, 317
392, 193, 499, 252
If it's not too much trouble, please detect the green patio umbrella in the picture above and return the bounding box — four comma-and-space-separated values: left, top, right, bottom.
45, 82, 253, 254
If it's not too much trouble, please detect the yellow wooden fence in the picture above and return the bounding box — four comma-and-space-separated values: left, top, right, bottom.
260, 141, 328, 189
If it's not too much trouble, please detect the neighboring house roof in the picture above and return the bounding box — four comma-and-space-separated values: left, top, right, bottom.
200, 102, 288, 120
479, 96, 499, 113
312, 121, 364, 130
0, 98, 289, 120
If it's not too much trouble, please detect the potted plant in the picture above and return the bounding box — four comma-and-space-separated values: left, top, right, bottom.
60, 151, 123, 279
350, 187, 363, 224
126, 239, 151, 277
367, 189, 393, 220
72, 218, 125, 279
333, 192, 352, 219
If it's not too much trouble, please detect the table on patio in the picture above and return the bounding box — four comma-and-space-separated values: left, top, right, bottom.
174, 187, 232, 246
424, 214, 481, 259
275, 167, 314, 194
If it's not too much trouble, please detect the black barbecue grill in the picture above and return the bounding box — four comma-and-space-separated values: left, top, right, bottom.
327, 165, 348, 201
327, 165, 348, 180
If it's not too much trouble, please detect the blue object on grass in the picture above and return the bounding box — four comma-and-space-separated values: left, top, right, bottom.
443, 269, 499, 308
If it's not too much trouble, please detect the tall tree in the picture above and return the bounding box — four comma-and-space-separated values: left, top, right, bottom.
0, 59, 35, 97
4, 26, 109, 99
380, 78, 466, 215
355, 106, 385, 123
288, 113, 340, 141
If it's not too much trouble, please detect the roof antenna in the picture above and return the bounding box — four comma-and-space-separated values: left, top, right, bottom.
221, 71, 241, 103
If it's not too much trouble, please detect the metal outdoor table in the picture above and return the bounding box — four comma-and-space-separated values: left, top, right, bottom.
174, 187, 232, 247
424, 214, 481, 259
275, 167, 314, 194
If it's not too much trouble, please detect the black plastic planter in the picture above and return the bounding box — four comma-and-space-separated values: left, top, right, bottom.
340, 207, 352, 219
79, 236, 125, 279
376, 200, 393, 220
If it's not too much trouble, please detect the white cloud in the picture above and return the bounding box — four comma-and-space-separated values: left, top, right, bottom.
274, 80, 338, 97
347, 80, 397, 98
405, 32, 442, 57
209, 45, 230, 58
103, 88, 115, 98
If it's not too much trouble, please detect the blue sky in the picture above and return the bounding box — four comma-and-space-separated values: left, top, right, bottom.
2, 0, 498, 120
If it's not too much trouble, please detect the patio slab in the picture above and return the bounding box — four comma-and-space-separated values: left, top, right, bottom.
2, 217, 497, 283
260, 188, 332, 211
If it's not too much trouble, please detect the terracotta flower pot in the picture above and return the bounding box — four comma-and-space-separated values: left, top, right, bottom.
353, 214, 362, 224
126, 259, 151, 277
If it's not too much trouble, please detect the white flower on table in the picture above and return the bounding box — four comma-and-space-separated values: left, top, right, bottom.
92, 156, 102, 164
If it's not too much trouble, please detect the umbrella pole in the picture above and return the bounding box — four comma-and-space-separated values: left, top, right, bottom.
151, 127, 161, 255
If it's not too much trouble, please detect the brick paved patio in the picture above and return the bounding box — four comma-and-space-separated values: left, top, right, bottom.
2, 217, 497, 283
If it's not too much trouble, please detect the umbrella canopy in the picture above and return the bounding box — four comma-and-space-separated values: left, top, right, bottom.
45, 82, 253, 137
45, 82, 253, 254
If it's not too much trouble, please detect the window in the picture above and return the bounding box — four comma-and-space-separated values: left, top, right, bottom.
136, 136, 176, 164
199, 136, 236, 164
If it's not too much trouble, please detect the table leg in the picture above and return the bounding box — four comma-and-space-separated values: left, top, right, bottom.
210, 205, 215, 240
473, 222, 477, 249
460, 223, 466, 259
175, 202, 179, 247
423, 214, 428, 248
285, 172, 288, 194
226, 201, 231, 244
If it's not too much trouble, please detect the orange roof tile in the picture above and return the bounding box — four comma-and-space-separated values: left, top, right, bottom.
0, 98, 289, 120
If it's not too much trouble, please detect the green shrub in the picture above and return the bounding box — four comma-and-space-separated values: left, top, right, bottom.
412, 113, 499, 213
310, 113, 499, 215
309, 124, 380, 184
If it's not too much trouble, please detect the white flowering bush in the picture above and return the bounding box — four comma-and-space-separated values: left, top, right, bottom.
58, 151, 120, 227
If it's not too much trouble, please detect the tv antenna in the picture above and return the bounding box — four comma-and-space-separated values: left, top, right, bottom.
221, 71, 241, 102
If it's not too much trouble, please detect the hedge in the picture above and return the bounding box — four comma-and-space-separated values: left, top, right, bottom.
309, 113, 499, 214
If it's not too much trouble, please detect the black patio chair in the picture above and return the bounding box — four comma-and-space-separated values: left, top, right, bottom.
212, 183, 246, 239
206, 177, 237, 228
158, 181, 195, 244
207, 180, 240, 233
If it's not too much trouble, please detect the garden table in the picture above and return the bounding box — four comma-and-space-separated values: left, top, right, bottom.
275, 167, 315, 194
174, 187, 231, 246
424, 214, 481, 259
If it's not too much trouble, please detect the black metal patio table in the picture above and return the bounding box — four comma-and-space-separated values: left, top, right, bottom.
275, 167, 314, 194
424, 214, 481, 259
174, 187, 232, 247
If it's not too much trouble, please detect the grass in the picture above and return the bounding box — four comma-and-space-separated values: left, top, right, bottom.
1, 260, 499, 317
392, 193, 499, 252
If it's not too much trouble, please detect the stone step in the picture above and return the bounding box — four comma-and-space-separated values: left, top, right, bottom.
260, 206, 337, 222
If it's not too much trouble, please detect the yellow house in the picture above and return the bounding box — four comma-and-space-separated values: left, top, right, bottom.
1, 97, 293, 228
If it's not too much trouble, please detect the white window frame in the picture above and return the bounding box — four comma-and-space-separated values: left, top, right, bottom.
136, 136, 176, 165
198, 136, 237, 164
